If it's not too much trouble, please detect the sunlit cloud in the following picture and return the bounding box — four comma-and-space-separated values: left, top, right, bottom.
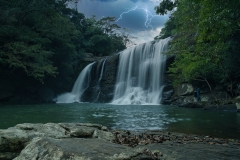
129, 27, 162, 45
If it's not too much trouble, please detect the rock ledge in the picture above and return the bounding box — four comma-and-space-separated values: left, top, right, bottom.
0, 123, 240, 160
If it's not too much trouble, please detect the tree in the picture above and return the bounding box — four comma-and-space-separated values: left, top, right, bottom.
80, 16, 126, 56
97, 17, 120, 35
0, 0, 83, 86
0, 0, 129, 96
155, 0, 240, 98
154, 14, 176, 39
0, 0, 60, 82
155, 0, 178, 15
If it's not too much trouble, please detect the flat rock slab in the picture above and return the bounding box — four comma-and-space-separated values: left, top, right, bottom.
1, 123, 240, 160
146, 142, 240, 160
14, 137, 143, 160
0, 123, 113, 159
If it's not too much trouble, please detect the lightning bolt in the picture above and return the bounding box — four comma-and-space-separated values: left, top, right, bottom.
116, 6, 138, 22
116, 6, 160, 30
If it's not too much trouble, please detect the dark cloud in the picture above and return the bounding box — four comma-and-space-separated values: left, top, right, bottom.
76, 0, 168, 43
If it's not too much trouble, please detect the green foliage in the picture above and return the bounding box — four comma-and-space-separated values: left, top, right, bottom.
155, 0, 178, 15
156, 0, 240, 90
155, 15, 176, 39
0, 0, 128, 88
0, 0, 77, 82
81, 16, 126, 56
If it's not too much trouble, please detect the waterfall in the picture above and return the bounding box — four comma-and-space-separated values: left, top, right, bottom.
111, 37, 170, 105
54, 37, 170, 104
95, 58, 107, 102
98, 58, 107, 84
55, 63, 94, 103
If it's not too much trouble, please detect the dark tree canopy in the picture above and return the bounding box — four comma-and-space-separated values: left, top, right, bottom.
155, 0, 178, 15
0, 0, 130, 96
155, 0, 240, 95
0, 0, 128, 85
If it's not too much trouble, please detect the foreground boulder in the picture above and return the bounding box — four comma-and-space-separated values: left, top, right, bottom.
0, 123, 115, 160
14, 137, 143, 160
1, 123, 240, 160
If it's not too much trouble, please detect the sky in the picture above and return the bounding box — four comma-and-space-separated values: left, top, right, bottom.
75, 0, 168, 45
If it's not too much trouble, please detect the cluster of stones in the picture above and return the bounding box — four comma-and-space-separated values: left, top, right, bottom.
1, 123, 240, 160
0, 123, 158, 160
112, 130, 240, 147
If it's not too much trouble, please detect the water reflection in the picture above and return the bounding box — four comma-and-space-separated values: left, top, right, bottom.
0, 103, 239, 139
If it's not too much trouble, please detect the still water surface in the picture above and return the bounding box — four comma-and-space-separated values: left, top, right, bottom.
0, 103, 239, 139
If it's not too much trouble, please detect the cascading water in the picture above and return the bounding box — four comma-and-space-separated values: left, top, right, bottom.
111, 37, 171, 105
98, 58, 107, 84
54, 37, 170, 104
95, 58, 107, 102
55, 63, 94, 103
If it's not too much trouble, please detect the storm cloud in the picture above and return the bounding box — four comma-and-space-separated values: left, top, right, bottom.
76, 0, 168, 44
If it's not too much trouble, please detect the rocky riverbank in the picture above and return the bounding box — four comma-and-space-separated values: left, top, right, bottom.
0, 123, 239, 160
161, 83, 240, 112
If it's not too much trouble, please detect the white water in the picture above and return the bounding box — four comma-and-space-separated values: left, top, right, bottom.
98, 58, 107, 84
111, 38, 170, 105
95, 58, 107, 102
55, 63, 94, 103
55, 38, 170, 104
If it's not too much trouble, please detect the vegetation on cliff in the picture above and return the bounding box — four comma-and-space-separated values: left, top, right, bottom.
0, 0, 129, 96
155, 0, 240, 97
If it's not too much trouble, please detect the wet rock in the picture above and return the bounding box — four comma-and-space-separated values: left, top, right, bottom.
161, 84, 174, 104
70, 126, 95, 138
81, 54, 119, 103
0, 152, 19, 160
83, 53, 104, 62
0, 123, 113, 159
0, 123, 70, 159
92, 130, 114, 141
59, 123, 114, 141
60, 123, 102, 129
175, 83, 194, 96
203, 104, 237, 111
0, 130, 30, 159
1, 123, 240, 160
178, 102, 203, 108
14, 137, 144, 160
101, 126, 109, 131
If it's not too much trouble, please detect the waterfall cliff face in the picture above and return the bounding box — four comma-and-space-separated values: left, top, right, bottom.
55, 38, 171, 104
56, 63, 93, 103
111, 38, 170, 105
